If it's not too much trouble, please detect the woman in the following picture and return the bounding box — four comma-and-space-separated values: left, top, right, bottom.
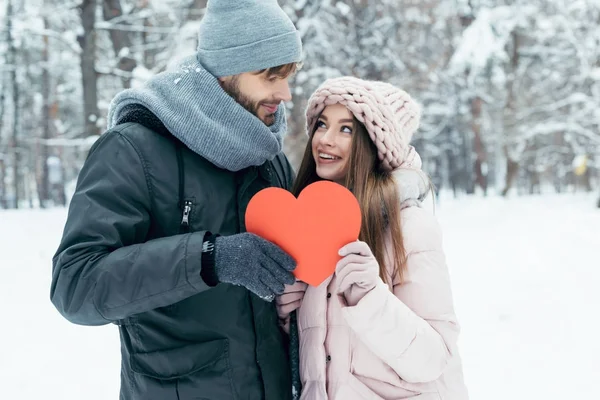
277, 77, 468, 399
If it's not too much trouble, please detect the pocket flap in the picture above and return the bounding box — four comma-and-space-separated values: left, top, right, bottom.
130, 339, 227, 380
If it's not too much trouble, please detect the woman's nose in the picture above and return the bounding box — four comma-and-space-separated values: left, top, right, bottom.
319, 129, 336, 146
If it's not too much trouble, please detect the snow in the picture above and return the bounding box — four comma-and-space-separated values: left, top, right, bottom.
148, 0, 175, 14
437, 192, 600, 399
448, 6, 536, 76
1, 192, 599, 399
117, 47, 130, 58
572, 154, 587, 168
165, 20, 203, 71
590, 68, 600, 81
0, 210, 120, 399
335, 2, 351, 16
39, 135, 100, 148
294, 0, 308, 11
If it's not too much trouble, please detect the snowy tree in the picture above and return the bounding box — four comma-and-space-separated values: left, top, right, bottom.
0, 0, 210, 208
448, 0, 600, 196
281, 0, 462, 169
0, 0, 598, 208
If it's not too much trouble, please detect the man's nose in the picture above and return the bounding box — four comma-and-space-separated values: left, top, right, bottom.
274, 79, 292, 102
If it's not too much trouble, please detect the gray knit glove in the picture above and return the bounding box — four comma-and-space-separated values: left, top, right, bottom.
211, 233, 296, 301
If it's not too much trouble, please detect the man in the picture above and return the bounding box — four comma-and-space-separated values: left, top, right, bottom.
51, 0, 302, 399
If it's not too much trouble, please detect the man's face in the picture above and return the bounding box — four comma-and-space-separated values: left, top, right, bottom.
219, 68, 294, 126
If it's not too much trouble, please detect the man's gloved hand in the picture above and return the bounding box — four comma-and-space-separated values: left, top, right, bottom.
202, 232, 296, 301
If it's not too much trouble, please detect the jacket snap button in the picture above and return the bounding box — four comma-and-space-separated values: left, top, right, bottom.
327, 293, 331, 299
326, 355, 331, 362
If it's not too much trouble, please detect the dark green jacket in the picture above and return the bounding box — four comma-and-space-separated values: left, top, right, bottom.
51, 115, 295, 400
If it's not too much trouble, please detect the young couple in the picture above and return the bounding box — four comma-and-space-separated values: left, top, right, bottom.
51, 0, 467, 399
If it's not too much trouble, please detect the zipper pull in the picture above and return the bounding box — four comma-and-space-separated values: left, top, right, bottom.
181, 201, 192, 228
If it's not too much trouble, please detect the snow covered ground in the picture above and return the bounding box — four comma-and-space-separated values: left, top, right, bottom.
1, 192, 599, 399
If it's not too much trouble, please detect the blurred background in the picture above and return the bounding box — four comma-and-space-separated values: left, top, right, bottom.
0, 0, 599, 399
0, 0, 598, 206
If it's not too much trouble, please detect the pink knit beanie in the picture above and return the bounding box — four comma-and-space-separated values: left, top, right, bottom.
305, 77, 422, 171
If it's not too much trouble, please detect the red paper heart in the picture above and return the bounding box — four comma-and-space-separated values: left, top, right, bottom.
245, 181, 362, 287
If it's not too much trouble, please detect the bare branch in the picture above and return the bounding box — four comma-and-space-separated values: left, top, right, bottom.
95, 21, 177, 34
22, 28, 81, 54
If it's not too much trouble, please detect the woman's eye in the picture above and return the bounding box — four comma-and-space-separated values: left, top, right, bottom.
317, 121, 327, 129
341, 125, 353, 134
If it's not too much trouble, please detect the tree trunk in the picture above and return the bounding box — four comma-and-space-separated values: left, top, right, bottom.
528, 169, 541, 195
494, 107, 506, 194
79, 0, 100, 138
142, 17, 155, 68
501, 155, 519, 197
103, 0, 137, 88
0, 4, 6, 209
7, 0, 21, 208
188, 0, 208, 19
50, 101, 67, 206
471, 96, 488, 195
501, 31, 521, 197
458, 0, 477, 196
0, 158, 5, 209
462, 127, 475, 195
582, 167, 592, 192
39, 16, 51, 208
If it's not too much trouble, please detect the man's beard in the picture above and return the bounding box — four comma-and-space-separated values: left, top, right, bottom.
221, 77, 276, 126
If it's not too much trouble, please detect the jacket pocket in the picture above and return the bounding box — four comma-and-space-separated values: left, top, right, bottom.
130, 339, 236, 399
130, 339, 226, 379
334, 374, 383, 400
336, 374, 426, 400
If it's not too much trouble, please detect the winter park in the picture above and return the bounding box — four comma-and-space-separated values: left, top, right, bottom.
1, 1, 600, 400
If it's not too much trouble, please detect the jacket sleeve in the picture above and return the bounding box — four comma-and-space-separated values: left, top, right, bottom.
341, 208, 460, 383
50, 127, 211, 326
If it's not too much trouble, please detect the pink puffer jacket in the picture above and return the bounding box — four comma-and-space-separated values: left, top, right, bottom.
296, 170, 469, 399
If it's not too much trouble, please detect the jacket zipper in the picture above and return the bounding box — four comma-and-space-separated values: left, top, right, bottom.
180, 200, 193, 232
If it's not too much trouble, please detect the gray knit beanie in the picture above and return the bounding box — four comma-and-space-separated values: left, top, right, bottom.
196, 0, 302, 77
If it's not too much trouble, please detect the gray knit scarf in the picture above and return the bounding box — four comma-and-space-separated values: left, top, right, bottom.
107, 55, 287, 171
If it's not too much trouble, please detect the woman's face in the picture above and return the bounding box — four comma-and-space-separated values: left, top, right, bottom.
311, 104, 354, 184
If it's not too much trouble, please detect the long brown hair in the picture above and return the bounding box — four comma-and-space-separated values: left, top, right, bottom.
292, 114, 407, 284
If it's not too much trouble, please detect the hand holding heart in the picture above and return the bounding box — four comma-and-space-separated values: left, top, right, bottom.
274, 241, 380, 332
245, 181, 362, 287
276, 281, 308, 333
336, 241, 381, 306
